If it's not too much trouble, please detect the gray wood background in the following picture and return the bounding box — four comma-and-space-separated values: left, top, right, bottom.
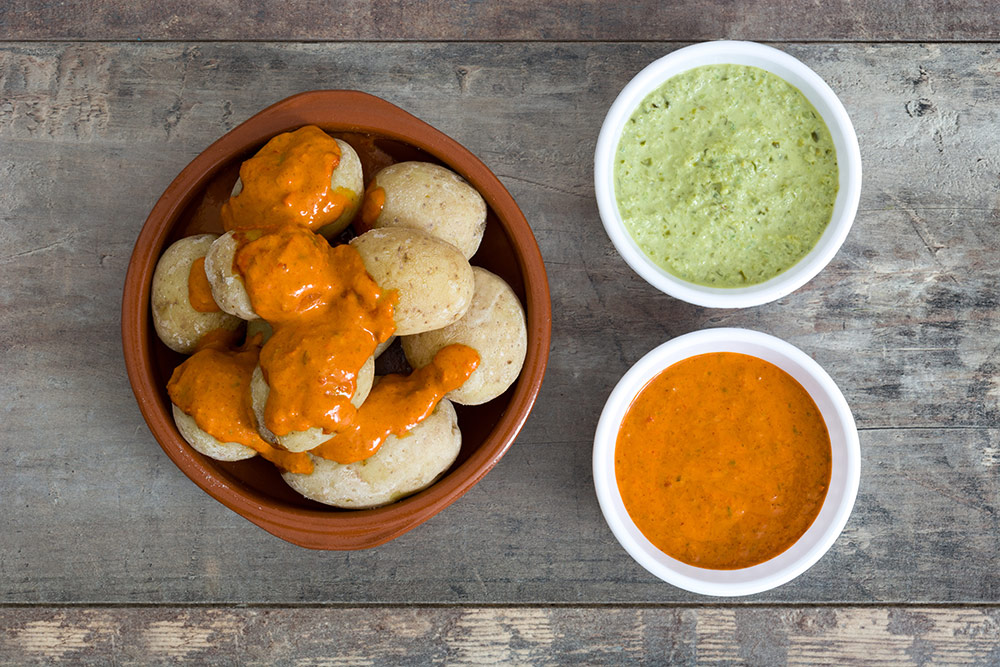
2, 1, 1000, 663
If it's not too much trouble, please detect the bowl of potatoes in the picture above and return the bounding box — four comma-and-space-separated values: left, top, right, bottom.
122, 90, 551, 549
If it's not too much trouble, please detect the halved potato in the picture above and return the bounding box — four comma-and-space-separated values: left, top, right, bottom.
204, 231, 257, 320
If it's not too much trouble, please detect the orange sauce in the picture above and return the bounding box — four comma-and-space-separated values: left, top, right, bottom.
171, 125, 479, 472
187, 256, 220, 312
233, 225, 396, 437
167, 334, 313, 474
356, 183, 385, 234
313, 344, 479, 463
615, 352, 831, 569
221, 125, 351, 232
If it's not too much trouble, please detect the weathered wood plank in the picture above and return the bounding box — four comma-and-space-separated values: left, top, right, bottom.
1, 42, 999, 604
1, 606, 998, 665
1, 1, 999, 42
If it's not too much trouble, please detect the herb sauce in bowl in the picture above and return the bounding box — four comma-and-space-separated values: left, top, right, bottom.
614, 64, 838, 287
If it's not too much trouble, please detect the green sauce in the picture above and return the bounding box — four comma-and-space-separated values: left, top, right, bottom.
614, 64, 839, 287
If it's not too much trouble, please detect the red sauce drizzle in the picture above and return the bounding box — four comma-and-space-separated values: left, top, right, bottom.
313, 344, 479, 464
172, 125, 479, 472
615, 352, 831, 569
221, 125, 350, 232
187, 256, 220, 312
234, 225, 396, 437
355, 183, 386, 234
167, 334, 313, 474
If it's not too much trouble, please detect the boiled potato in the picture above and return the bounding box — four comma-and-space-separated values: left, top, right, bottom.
281, 397, 461, 509
231, 138, 363, 239
317, 139, 364, 239
172, 403, 257, 461
204, 231, 258, 320
364, 161, 487, 259
250, 355, 375, 452
151, 234, 242, 354
402, 267, 526, 405
350, 228, 474, 335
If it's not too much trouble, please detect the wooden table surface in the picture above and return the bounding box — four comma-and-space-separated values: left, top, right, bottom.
3, 2, 1000, 664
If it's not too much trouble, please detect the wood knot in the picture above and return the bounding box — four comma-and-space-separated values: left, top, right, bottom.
905, 98, 934, 117
455, 65, 480, 93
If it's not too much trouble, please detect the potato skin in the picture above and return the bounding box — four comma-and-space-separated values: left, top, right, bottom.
367, 161, 487, 259
172, 403, 257, 461
204, 231, 258, 320
151, 234, 242, 354
350, 228, 474, 336
250, 355, 375, 452
402, 267, 527, 405
316, 139, 364, 239
281, 397, 462, 509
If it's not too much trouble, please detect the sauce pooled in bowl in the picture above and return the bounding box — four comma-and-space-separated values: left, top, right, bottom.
615, 352, 832, 569
614, 64, 839, 288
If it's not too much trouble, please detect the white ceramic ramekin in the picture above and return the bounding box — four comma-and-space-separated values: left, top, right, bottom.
594, 41, 862, 308
593, 328, 860, 596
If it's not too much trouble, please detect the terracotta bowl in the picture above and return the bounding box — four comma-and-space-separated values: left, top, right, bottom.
122, 91, 551, 549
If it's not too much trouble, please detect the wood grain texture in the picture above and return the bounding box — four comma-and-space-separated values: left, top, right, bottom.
1, 42, 999, 604
1, 1, 999, 42
1, 606, 999, 665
